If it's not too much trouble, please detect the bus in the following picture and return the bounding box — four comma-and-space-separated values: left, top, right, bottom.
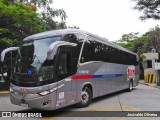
1, 29, 139, 110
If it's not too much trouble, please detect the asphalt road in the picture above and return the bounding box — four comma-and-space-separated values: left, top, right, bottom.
0, 84, 160, 120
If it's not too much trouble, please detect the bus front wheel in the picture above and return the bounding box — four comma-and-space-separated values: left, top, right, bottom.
77, 86, 92, 107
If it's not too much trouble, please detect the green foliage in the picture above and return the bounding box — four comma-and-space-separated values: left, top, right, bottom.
133, 0, 160, 20
115, 26, 160, 55
142, 26, 160, 53
131, 35, 146, 55
115, 32, 140, 51
0, 0, 68, 52
0, 0, 46, 47
2, 0, 67, 30
0, 38, 13, 46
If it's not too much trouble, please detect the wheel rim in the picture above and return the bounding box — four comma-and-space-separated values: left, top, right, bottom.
81, 90, 89, 104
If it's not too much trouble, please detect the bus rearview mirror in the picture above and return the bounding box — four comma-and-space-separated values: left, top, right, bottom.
1, 47, 20, 62
47, 41, 77, 60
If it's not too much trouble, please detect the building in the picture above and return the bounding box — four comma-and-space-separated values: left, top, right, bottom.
140, 49, 159, 84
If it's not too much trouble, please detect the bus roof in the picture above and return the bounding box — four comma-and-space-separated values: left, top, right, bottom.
23, 29, 138, 56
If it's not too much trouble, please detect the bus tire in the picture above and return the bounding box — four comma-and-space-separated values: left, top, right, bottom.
127, 80, 133, 92
77, 86, 92, 107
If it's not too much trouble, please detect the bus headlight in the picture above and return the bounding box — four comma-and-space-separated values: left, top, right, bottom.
50, 87, 57, 92
38, 86, 59, 96
38, 91, 50, 96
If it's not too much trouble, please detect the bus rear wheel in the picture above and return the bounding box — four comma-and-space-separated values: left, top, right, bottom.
77, 86, 92, 107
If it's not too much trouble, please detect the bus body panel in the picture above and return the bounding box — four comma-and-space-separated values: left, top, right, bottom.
54, 77, 75, 109
75, 62, 139, 99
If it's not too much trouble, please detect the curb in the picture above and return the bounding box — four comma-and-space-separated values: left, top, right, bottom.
155, 86, 160, 89
139, 81, 160, 89
0, 91, 9, 94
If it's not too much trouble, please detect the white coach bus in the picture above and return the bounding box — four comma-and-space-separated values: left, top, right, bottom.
1, 29, 139, 110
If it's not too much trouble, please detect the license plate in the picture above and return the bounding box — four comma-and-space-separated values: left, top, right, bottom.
21, 103, 28, 107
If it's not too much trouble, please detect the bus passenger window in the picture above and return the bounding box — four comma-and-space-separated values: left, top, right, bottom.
58, 52, 71, 75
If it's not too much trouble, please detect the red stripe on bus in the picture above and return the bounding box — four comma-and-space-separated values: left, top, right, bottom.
72, 75, 93, 80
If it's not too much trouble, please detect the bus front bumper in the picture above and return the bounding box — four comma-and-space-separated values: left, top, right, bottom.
10, 92, 57, 110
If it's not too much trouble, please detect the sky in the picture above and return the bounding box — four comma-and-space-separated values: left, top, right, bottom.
53, 0, 160, 41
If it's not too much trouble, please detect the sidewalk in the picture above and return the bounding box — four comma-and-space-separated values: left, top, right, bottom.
139, 80, 160, 89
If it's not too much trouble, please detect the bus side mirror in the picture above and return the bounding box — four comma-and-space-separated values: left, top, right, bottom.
1, 47, 20, 62
47, 41, 77, 60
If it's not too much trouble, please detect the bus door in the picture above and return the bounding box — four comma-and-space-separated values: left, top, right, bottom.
55, 48, 73, 108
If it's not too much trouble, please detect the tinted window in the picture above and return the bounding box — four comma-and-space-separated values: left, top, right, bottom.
58, 53, 71, 75
81, 36, 138, 66
57, 51, 71, 81
62, 34, 84, 74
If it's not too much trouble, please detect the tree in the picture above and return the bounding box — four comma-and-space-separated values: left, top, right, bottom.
131, 35, 146, 55
2, 0, 67, 30
0, 0, 68, 49
141, 26, 160, 53
133, 0, 160, 20
115, 26, 160, 55
115, 32, 140, 51
0, 0, 46, 48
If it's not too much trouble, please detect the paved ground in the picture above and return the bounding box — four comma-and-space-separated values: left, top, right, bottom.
0, 83, 160, 120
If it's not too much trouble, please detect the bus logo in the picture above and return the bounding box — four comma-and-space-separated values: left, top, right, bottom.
127, 66, 135, 80
20, 88, 27, 93
27, 69, 32, 75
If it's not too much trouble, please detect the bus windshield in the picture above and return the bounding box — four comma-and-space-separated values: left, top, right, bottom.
13, 36, 61, 86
